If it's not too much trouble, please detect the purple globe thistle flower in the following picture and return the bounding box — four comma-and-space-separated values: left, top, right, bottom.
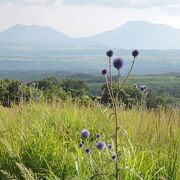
113, 58, 124, 70
96, 133, 101, 139
140, 86, 145, 91
132, 50, 139, 58
81, 129, 90, 138
108, 144, 113, 150
101, 69, 107, 76
95, 141, 106, 151
78, 143, 83, 148
85, 148, 92, 154
112, 154, 117, 161
106, 50, 113, 58
140, 85, 147, 92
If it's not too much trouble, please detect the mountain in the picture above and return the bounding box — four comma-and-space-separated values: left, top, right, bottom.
0, 24, 73, 45
82, 21, 180, 49
1, 21, 180, 49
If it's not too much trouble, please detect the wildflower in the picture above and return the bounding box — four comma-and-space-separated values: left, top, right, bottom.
113, 58, 123, 70
95, 141, 106, 151
78, 143, 83, 148
140, 85, 147, 92
81, 129, 90, 138
85, 148, 92, 154
106, 50, 113, 58
132, 50, 139, 57
96, 133, 101, 139
101, 69, 107, 76
140, 86, 145, 91
108, 144, 113, 150
112, 154, 117, 161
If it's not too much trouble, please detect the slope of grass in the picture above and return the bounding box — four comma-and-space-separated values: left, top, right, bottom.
0, 101, 179, 179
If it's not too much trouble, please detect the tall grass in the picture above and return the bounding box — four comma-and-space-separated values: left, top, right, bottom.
0, 101, 179, 179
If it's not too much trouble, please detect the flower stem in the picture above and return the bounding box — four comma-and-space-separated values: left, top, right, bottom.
119, 57, 136, 90
105, 75, 119, 180
118, 69, 120, 90
109, 57, 112, 90
101, 152, 105, 179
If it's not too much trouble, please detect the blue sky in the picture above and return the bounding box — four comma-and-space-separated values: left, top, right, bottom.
0, 0, 180, 37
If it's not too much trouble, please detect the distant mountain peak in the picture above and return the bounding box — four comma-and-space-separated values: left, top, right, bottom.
0, 21, 180, 49
0, 24, 72, 44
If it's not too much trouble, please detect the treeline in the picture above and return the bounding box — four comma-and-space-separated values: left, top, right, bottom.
0, 77, 179, 108
0, 77, 88, 107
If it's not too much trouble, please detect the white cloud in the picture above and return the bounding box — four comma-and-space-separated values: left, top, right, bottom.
0, 0, 57, 5
0, 0, 180, 37
62, 0, 180, 9
165, 5, 180, 15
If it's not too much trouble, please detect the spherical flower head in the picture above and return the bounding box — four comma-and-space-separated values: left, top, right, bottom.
106, 50, 113, 58
140, 85, 147, 92
111, 154, 117, 161
81, 129, 90, 138
108, 144, 113, 150
113, 58, 124, 70
132, 50, 139, 58
101, 69, 107, 76
140, 86, 145, 91
95, 141, 106, 151
112, 154, 117, 161
96, 133, 101, 139
78, 143, 83, 148
85, 148, 92, 154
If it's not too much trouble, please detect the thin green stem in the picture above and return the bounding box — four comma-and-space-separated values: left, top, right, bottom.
104, 75, 119, 180
101, 152, 105, 179
118, 69, 120, 90
109, 57, 112, 90
119, 57, 136, 90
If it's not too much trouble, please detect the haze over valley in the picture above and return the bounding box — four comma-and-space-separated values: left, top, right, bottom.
0, 21, 180, 80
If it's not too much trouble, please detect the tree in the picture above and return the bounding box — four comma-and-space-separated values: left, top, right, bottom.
61, 78, 89, 97
0, 79, 23, 107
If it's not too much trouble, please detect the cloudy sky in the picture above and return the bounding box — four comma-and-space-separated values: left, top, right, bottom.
0, 0, 180, 37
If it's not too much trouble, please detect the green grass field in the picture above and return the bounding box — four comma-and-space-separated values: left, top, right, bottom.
0, 101, 179, 179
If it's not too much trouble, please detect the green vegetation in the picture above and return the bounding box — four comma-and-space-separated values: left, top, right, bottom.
0, 74, 179, 109
0, 48, 179, 179
0, 77, 89, 107
88, 74, 180, 105
0, 101, 179, 179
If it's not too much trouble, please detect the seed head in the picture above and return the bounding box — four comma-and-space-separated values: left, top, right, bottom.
113, 58, 123, 70
81, 129, 90, 138
132, 50, 139, 58
106, 50, 113, 58
95, 141, 106, 151
101, 69, 107, 76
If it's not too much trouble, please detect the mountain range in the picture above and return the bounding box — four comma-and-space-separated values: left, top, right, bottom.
0, 21, 180, 49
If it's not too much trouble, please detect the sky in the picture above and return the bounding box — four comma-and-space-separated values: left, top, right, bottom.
0, 0, 180, 37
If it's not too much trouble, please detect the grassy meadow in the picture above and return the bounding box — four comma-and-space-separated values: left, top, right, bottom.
0, 100, 179, 179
